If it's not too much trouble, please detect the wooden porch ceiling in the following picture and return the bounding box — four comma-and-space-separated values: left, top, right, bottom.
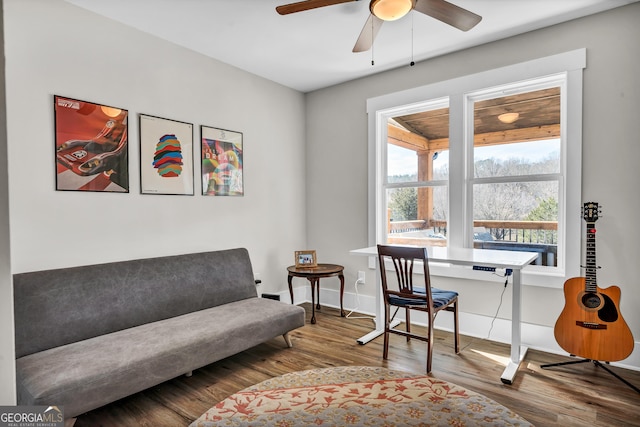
389, 87, 561, 152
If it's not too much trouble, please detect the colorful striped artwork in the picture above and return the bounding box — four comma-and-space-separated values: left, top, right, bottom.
152, 134, 183, 177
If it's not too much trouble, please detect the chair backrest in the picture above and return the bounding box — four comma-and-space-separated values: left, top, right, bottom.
377, 244, 434, 307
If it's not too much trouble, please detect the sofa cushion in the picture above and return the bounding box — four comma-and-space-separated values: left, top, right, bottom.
16, 297, 305, 418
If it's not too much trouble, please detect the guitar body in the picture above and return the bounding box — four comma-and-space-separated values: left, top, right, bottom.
554, 276, 634, 361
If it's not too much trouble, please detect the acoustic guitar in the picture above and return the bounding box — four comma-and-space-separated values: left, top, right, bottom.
553, 202, 634, 361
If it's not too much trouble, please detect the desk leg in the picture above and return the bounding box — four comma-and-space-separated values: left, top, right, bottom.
501, 268, 529, 384
357, 257, 383, 344
309, 278, 317, 324
356, 257, 400, 344
339, 273, 345, 317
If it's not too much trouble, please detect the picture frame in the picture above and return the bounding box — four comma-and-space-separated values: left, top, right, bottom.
54, 95, 129, 192
139, 114, 194, 195
295, 250, 317, 268
201, 125, 243, 196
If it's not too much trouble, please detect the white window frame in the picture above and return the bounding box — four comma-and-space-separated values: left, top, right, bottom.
367, 49, 585, 288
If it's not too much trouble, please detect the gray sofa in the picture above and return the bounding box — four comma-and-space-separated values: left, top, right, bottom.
13, 248, 305, 419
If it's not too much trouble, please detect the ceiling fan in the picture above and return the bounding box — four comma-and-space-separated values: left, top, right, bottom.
276, 0, 482, 52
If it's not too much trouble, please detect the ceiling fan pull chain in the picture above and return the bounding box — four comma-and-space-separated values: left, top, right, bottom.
371, 16, 375, 66
410, 10, 415, 66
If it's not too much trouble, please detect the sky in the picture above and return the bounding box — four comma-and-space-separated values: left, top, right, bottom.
387, 139, 560, 177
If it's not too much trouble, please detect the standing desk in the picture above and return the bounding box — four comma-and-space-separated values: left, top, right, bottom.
350, 245, 538, 385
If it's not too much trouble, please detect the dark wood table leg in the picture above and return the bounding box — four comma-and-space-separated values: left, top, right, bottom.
315, 279, 321, 310
287, 274, 294, 304
339, 272, 345, 317
309, 277, 317, 324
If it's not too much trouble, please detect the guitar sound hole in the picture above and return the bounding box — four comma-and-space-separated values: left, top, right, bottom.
582, 293, 601, 309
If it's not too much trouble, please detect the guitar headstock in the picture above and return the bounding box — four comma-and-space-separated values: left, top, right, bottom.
582, 202, 601, 223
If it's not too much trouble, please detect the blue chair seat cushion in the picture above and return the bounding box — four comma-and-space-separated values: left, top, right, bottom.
388, 287, 458, 308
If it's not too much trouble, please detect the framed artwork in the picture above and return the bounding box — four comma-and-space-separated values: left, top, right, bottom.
139, 114, 194, 195
295, 250, 317, 268
201, 125, 243, 196
54, 95, 129, 192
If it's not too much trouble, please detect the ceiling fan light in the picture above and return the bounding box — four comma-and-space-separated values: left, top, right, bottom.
370, 0, 412, 22
498, 112, 520, 124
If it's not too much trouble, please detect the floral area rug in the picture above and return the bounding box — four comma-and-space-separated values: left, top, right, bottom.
190, 366, 533, 426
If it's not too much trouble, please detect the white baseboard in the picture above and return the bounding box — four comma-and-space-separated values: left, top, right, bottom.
271, 286, 640, 372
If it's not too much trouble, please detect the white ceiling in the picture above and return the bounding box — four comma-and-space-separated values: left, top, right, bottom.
64, 0, 637, 92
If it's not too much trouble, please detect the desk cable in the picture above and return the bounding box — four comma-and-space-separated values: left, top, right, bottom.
346, 278, 375, 321
460, 270, 511, 352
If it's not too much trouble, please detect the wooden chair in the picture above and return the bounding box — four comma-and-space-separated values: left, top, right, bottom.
377, 244, 460, 373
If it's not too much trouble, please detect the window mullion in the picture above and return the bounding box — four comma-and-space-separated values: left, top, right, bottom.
447, 94, 467, 248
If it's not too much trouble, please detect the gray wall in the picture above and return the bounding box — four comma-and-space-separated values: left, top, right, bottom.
0, 0, 16, 405
306, 3, 640, 363
4, 0, 307, 278
1, 0, 306, 402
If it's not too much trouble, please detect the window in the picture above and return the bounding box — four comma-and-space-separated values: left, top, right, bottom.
385, 98, 449, 248
368, 50, 585, 287
469, 80, 562, 272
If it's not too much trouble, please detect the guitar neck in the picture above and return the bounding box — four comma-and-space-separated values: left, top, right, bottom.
585, 221, 597, 292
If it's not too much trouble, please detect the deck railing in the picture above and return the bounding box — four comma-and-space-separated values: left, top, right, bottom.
388, 219, 558, 266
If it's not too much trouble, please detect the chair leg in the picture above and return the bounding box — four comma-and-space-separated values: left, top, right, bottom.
405, 308, 411, 342
383, 304, 390, 360
453, 301, 460, 354
426, 315, 434, 373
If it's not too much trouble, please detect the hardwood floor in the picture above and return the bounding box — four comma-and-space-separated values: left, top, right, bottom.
74, 304, 640, 427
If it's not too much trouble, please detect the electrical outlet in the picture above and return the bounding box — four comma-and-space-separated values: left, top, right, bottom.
357, 271, 365, 283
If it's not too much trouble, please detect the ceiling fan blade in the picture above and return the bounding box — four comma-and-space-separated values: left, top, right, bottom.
413, 0, 482, 31
276, 0, 356, 15
353, 14, 384, 52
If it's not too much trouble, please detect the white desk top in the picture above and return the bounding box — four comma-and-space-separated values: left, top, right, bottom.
350, 245, 538, 270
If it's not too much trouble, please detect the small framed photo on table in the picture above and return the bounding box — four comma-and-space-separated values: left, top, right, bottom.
295, 250, 317, 268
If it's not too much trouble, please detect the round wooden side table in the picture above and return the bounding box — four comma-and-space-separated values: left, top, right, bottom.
287, 263, 345, 324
